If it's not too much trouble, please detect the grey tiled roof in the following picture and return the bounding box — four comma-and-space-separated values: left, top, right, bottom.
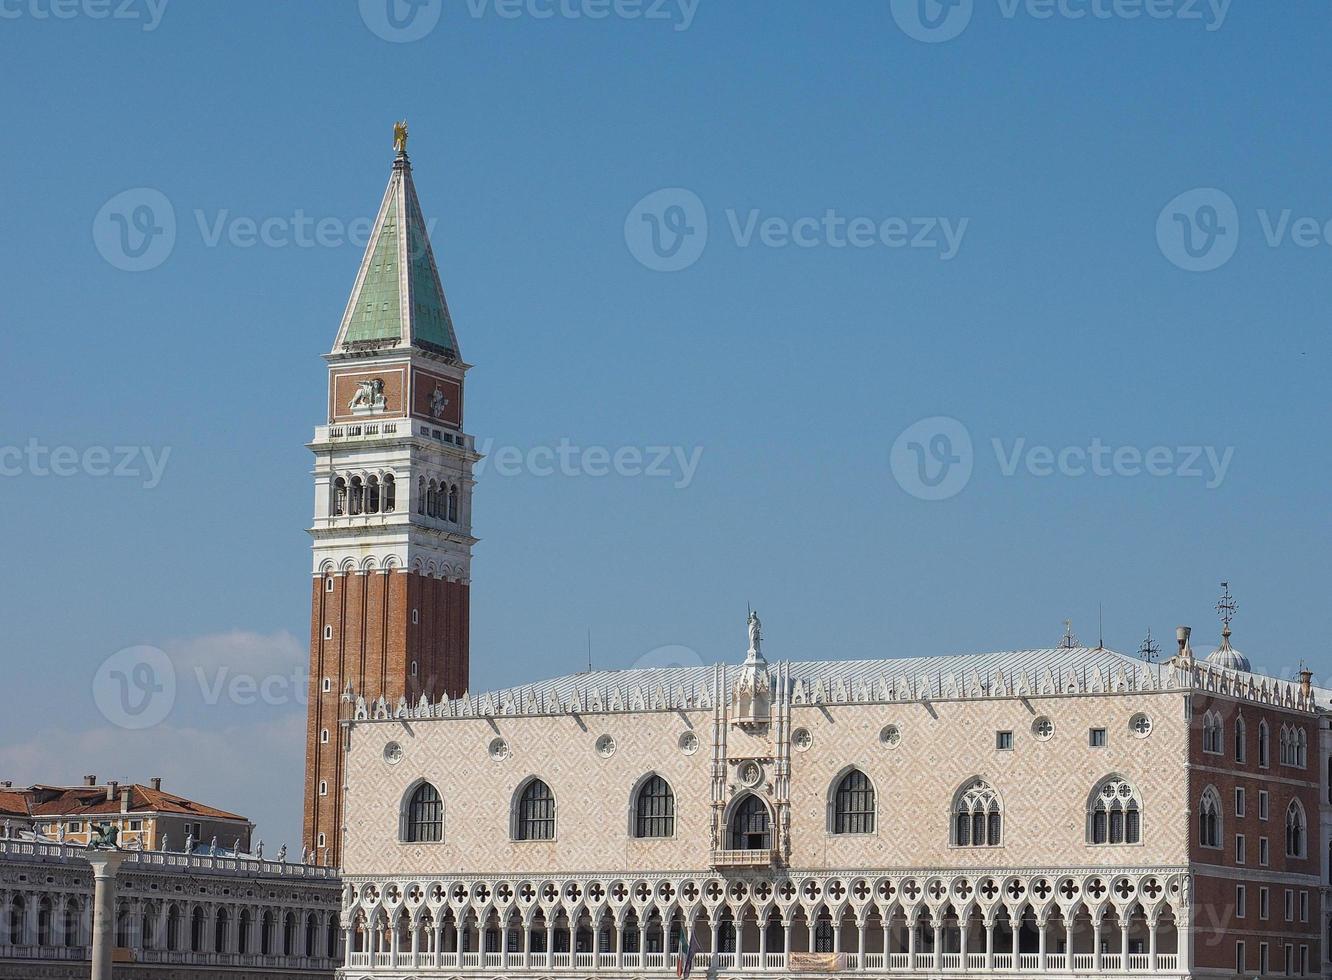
481, 646, 1171, 703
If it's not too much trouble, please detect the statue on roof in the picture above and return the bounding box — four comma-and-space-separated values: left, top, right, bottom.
393, 120, 409, 156
747, 610, 763, 658
89, 823, 119, 850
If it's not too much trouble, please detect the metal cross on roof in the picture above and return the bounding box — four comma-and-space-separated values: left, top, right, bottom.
1216, 581, 1238, 631
1138, 628, 1161, 664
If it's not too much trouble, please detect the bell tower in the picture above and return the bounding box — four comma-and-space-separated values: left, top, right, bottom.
303, 123, 478, 867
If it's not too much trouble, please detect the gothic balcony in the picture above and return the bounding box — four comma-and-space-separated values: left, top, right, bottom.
710, 847, 777, 869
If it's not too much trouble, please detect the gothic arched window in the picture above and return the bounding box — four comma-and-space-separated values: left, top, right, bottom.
1088, 777, 1142, 845
1258, 720, 1270, 767
633, 775, 675, 839
1199, 786, 1222, 848
1202, 712, 1223, 754
730, 795, 772, 851
404, 783, 443, 843
1234, 717, 1247, 763
515, 779, 556, 841
953, 779, 1002, 847
1286, 800, 1307, 858
1296, 729, 1308, 768
831, 769, 876, 835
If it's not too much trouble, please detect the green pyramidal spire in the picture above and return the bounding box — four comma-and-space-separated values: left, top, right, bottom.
333, 132, 460, 358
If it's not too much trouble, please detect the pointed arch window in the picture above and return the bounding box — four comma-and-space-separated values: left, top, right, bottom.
1088, 778, 1142, 845
952, 779, 1002, 847
831, 769, 876, 835
730, 795, 772, 851
1286, 800, 1307, 858
633, 775, 675, 839
1234, 717, 1247, 763
1295, 729, 1308, 768
1280, 726, 1292, 765
1202, 711, 1223, 754
1199, 786, 1222, 848
1258, 720, 1270, 767
404, 783, 443, 843
515, 779, 556, 841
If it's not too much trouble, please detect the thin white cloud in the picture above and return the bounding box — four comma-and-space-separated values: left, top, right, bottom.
161, 629, 305, 676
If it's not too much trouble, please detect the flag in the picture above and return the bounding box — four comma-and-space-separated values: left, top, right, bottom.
677, 927, 699, 979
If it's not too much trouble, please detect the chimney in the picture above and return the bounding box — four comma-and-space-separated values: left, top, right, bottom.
106, 780, 119, 802
84, 775, 97, 787
120, 787, 132, 814
1176, 626, 1193, 660
1299, 666, 1314, 699
150, 777, 162, 792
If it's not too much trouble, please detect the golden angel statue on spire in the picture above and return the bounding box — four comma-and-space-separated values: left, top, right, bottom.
393, 120, 409, 156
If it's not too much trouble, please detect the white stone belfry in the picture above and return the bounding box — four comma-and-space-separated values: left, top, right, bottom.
735, 610, 772, 725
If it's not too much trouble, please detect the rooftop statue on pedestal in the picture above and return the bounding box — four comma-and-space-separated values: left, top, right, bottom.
735, 609, 772, 726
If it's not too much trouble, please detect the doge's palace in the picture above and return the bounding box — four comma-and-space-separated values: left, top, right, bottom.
335, 612, 1327, 980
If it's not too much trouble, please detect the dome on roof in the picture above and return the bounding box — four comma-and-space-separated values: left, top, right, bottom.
1206, 630, 1250, 672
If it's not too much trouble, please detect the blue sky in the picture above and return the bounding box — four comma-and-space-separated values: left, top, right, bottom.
1, 1, 1329, 850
